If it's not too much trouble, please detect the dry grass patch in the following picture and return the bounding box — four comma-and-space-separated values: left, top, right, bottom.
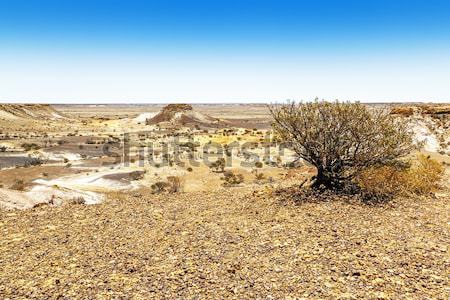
356, 154, 444, 199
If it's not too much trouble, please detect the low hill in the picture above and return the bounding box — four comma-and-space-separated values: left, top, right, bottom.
145, 104, 224, 127
0, 104, 66, 121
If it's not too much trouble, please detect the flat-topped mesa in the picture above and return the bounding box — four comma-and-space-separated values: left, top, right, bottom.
162, 104, 193, 113
146, 103, 224, 127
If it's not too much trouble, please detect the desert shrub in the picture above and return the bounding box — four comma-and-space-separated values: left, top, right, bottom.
356, 155, 444, 199
209, 157, 226, 173
0, 146, 6, 152
254, 161, 263, 168
186, 167, 193, 172
68, 197, 86, 205
400, 155, 444, 194
23, 157, 43, 167
129, 170, 145, 181
222, 171, 244, 186
253, 170, 266, 184
151, 176, 183, 193
167, 176, 183, 193
269, 100, 414, 190
21, 143, 41, 151
151, 181, 170, 193
11, 179, 25, 191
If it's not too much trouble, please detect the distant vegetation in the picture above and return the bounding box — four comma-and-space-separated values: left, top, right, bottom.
21, 143, 41, 151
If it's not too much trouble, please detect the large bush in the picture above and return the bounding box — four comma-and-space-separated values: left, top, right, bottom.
269, 100, 414, 190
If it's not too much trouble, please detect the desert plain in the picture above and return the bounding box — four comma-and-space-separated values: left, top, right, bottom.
0, 103, 448, 299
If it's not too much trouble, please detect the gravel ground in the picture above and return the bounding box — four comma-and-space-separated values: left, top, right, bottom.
0, 186, 448, 299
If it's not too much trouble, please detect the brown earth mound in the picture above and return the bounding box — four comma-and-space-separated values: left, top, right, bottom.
391, 104, 450, 116
390, 106, 415, 116
146, 104, 221, 127
420, 104, 450, 115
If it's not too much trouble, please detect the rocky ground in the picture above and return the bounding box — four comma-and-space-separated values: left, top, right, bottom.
0, 184, 448, 299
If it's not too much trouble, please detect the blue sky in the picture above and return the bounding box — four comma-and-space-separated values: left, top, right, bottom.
0, 0, 449, 103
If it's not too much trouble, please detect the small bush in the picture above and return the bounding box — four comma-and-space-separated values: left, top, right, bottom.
222, 171, 244, 186
68, 197, 86, 205
23, 157, 43, 167
254, 161, 263, 168
167, 176, 183, 193
401, 155, 444, 194
151, 181, 170, 194
129, 170, 145, 181
151, 176, 183, 193
356, 155, 444, 199
254, 171, 266, 182
11, 180, 25, 191
186, 167, 193, 172
209, 158, 226, 173
21, 143, 41, 151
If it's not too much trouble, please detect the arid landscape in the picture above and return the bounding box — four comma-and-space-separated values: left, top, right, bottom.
0, 102, 449, 298
2, 0, 450, 298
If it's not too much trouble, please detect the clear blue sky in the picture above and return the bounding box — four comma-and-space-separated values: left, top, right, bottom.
0, 0, 449, 103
